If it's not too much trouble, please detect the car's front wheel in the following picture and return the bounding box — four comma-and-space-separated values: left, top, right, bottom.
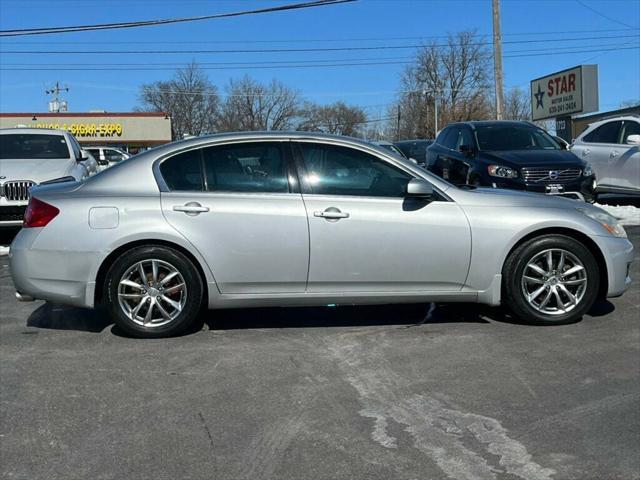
104, 245, 203, 338
503, 235, 600, 325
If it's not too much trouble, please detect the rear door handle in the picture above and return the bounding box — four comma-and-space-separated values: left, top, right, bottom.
314, 207, 349, 220
582, 149, 590, 156
173, 202, 210, 215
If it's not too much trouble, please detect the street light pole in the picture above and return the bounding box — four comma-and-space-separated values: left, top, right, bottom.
492, 0, 505, 120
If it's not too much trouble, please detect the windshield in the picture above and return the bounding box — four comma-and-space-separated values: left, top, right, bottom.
475, 125, 561, 151
0, 133, 71, 159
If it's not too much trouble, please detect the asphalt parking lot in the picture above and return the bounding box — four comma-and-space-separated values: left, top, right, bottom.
1, 227, 638, 480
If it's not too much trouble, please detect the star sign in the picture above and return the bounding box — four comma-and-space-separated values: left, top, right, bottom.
534, 84, 545, 109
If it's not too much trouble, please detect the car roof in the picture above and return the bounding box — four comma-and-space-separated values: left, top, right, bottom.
446, 120, 537, 130
0, 127, 67, 135
149, 131, 398, 154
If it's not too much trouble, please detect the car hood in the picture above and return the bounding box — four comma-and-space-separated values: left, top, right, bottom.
451, 186, 586, 208
0, 158, 74, 183
481, 149, 584, 167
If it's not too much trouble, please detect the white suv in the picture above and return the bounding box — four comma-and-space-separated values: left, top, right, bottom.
571, 115, 640, 196
0, 128, 98, 227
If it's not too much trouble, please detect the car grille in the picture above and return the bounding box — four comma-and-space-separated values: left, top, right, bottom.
521, 168, 581, 183
1, 181, 36, 201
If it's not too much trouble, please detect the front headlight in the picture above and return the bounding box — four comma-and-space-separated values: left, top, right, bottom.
583, 163, 594, 177
488, 165, 518, 178
577, 207, 627, 238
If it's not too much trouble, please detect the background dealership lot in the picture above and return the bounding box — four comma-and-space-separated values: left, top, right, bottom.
0, 227, 638, 480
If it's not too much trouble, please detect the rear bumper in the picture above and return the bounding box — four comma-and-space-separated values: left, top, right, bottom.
10, 228, 97, 308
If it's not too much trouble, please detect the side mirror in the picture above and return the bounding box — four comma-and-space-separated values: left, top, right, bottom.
408, 157, 418, 164
626, 134, 640, 145
406, 178, 433, 197
78, 150, 89, 162
458, 145, 475, 157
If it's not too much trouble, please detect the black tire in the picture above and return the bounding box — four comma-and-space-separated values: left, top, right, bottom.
502, 235, 600, 325
104, 245, 203, 338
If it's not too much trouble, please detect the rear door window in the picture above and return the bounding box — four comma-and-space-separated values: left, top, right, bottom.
202, 142, 289, 193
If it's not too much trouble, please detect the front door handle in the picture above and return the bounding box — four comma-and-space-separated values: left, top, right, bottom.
610, 150, 619, 158
314, 207, 349, 220
173, 202, 210, 216
582, 149, 590, 156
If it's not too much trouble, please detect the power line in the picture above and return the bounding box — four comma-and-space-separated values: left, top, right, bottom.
1, 27, 637, 45
2, 33, 636, 54
575, 0, 639, 29
1, 41, 633, 67
0, 0, 356, 37
1, 45, 637, 71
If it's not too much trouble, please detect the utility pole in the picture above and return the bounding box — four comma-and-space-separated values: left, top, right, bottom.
433, 92, 439, 134
396, 105, 401, 141
45, 81, 69, 113
492, 0, 504, 120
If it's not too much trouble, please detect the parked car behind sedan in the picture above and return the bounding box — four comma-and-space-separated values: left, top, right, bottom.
426, 121, 596, 202
0, 128, 98, 227
395, 139, 433, 168
10, 132, 633, 338
370, 140, 413, 161
85, 146, 130, 169
570, 115, 640, 197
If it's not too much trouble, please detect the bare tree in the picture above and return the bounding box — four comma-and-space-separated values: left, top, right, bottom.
138, 62, 220, 139
503, 87, 531, 121
393, 30, 492, 139
217, 76, 300, 131
297, 101, 367, 137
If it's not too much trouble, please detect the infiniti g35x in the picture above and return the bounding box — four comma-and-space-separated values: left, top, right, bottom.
10, 132, 634, 338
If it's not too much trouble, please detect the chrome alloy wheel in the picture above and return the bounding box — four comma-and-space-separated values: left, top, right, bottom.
521, 248, 588, 316
117, 259, 187, 327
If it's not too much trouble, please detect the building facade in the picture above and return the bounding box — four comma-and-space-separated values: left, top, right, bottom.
0, 112, 172, 153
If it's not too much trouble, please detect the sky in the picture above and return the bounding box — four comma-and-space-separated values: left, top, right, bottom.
0, 0, 638, 120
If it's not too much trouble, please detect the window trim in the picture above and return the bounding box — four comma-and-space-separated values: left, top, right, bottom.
155, 139, 297, 195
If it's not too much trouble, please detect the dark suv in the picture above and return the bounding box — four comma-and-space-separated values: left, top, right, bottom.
426, 121, 596, 201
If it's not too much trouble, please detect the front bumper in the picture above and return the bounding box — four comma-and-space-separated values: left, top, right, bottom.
0, 205, 27, 227
594, 234, 635, 298
491, 174, 596, 199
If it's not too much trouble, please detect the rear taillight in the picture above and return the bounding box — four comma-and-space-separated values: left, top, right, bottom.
23, 197, 59, 228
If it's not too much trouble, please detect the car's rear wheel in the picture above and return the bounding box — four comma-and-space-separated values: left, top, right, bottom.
503, 235, 599, 325
104, 245, 203, 338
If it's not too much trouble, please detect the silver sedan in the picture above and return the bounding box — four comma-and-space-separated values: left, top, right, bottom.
9, 132, 634, 338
